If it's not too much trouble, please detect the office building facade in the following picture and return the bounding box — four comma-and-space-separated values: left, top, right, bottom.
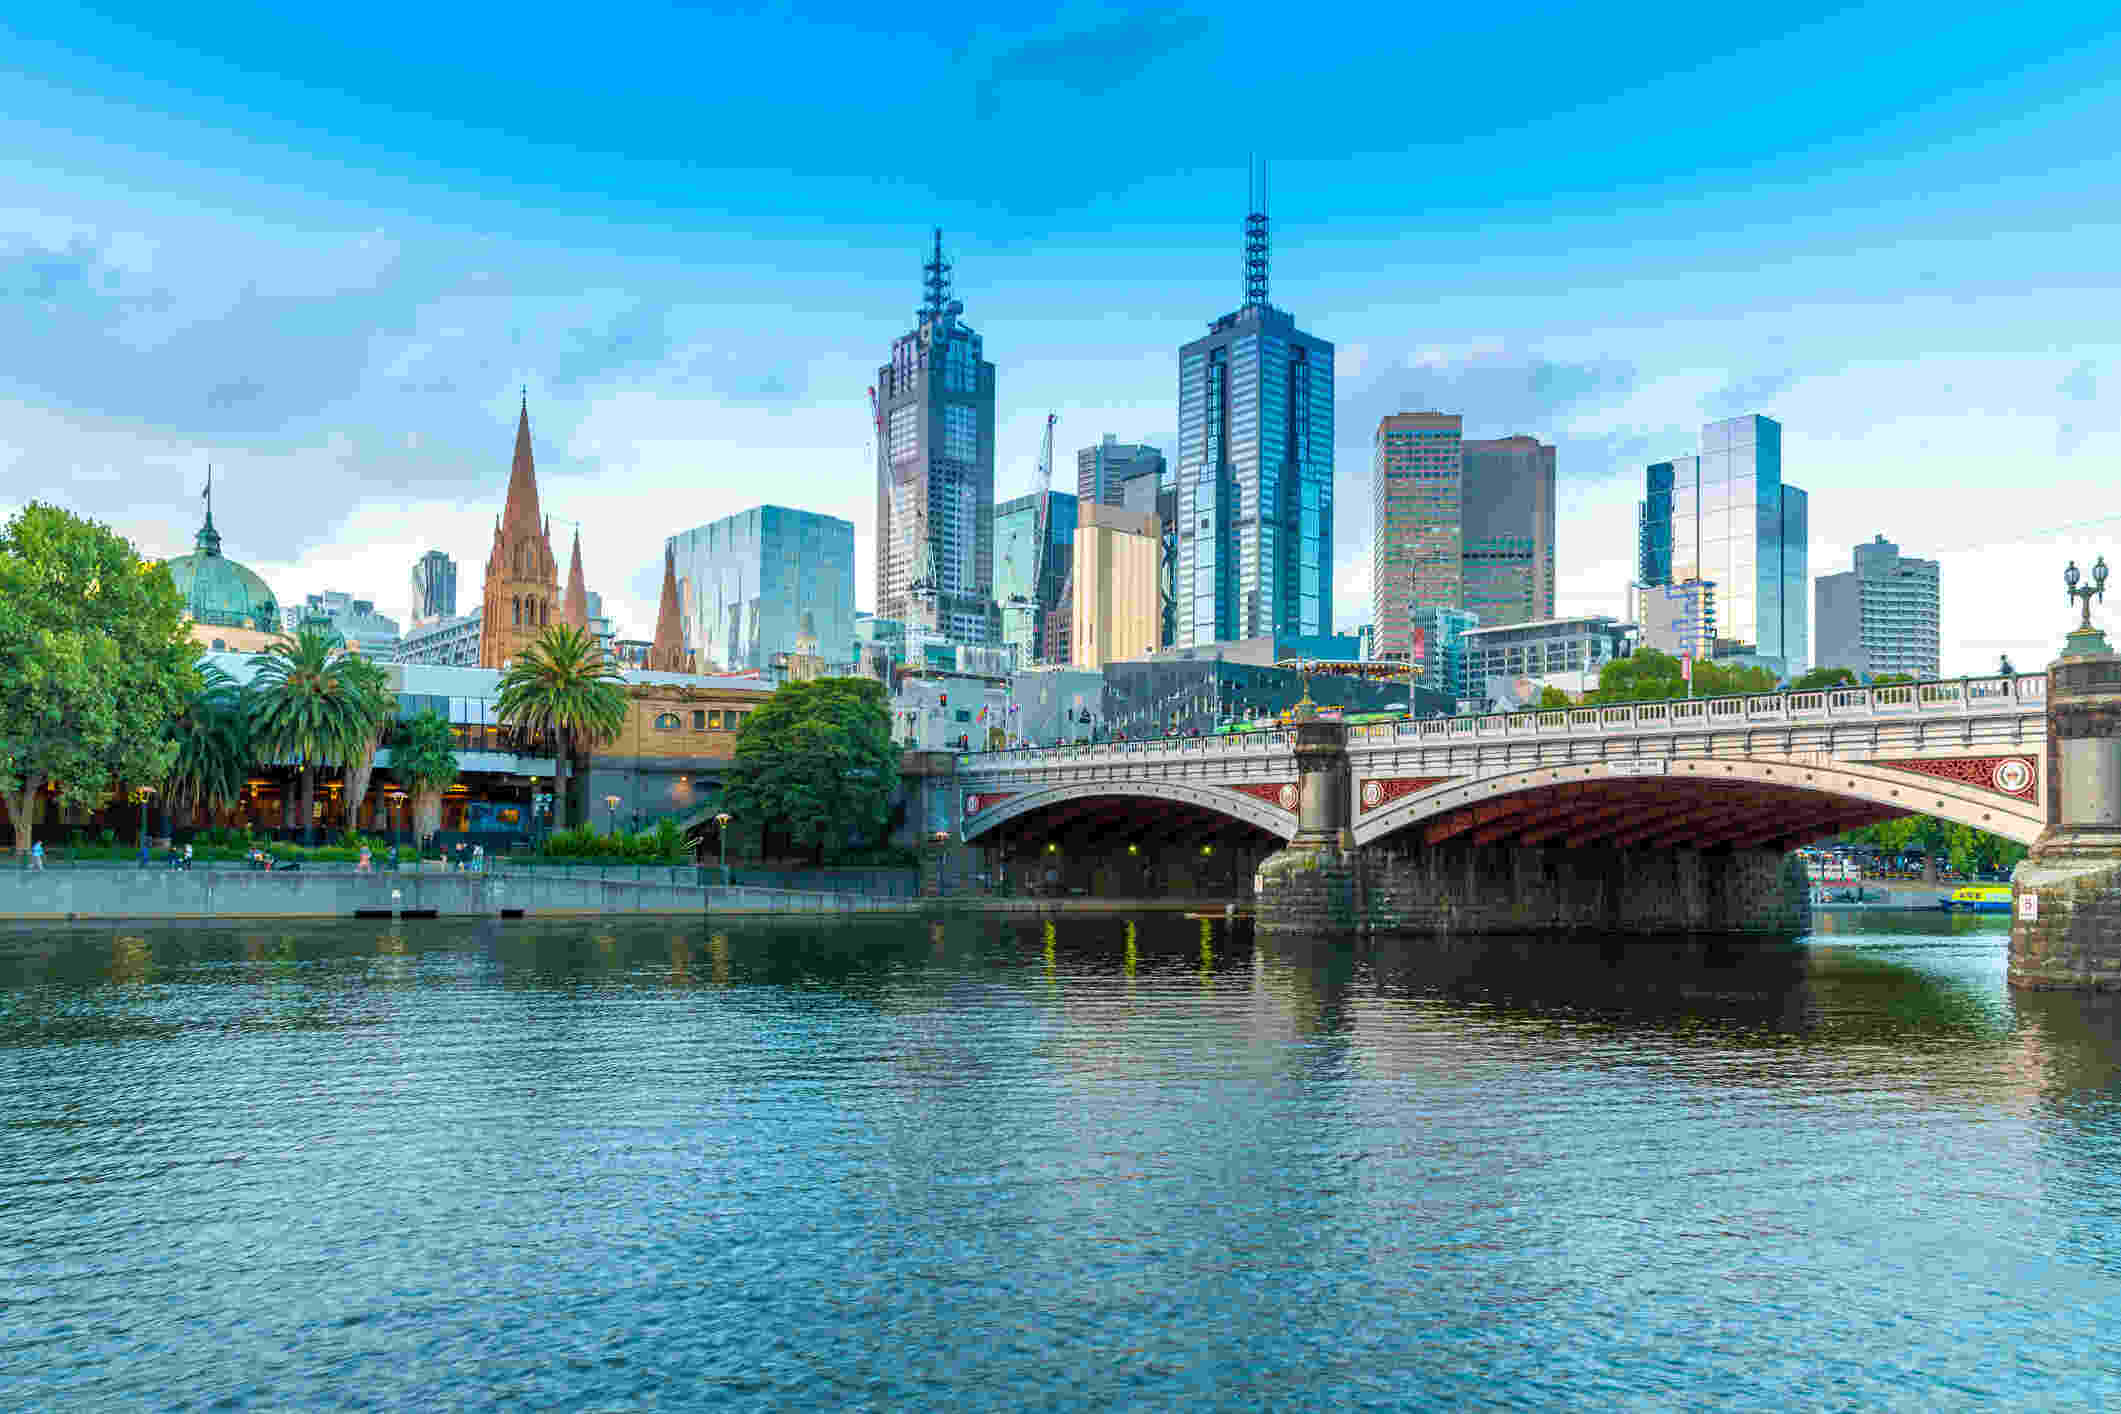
1637, 414, 1808, 675
1631, 579, 1718, 661
1077, 435, 1165, 507
410, 550, 457, 627
668, 505, 855, 675
1461, 615, 1637, 689
1374, 416, 1556, 660
287, 591, 401, 658
1120, 466, 1179, 648
874, 230, 996, 645
1412, 605, 1482, 703
1071, 504, 1161, 668
1372, 412, 1463, 660
1815, 535, 1940, 679
993, 489, 1077, 667
1174, 198, 1334, 647
1461, 435, 1556, 627
399, 609, 482, 667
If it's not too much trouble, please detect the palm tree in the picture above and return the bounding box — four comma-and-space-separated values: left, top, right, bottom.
336, 654, 395, 836
246, 627, 394, 844
495, 623, 627, 832
390, 708, 460, 843
163, 662, 252, 830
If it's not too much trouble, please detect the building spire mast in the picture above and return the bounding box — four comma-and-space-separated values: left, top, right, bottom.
921, 227, 955, 325
1245, 156, 1270, 310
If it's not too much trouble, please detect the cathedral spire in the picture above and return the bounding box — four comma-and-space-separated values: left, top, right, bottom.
562, 527, 589, 630
501, 397, 544, 547
646, 545, 687, 672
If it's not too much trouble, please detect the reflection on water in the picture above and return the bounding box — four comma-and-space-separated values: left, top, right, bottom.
5, 911, 2121, 1408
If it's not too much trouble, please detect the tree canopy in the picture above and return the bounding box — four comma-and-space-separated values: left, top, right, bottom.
1833, 816, 2027, 877
716, 677, 897, 861
247, 626, 396, 842
389, 708, 460, 839
1790, 666, 1859, 691
1583, 648, 1779, 704
163, 661, 252, 823
0, 503, 197, 852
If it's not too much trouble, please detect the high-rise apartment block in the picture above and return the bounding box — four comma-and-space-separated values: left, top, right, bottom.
1637, 414, 1809, 675
1815, 535, 1940, 679
287, 591, 401, 658
410, 550, 457, 626
1174, 182, 1334, 646
667, 506, 854, 674
874, 230, 996, 645
1373, 415, 1556, 658
1071, 504, 1161, 668
1411, 605, 1482, 703
1077, 435, 1165, 507
993, 489, 1077, 667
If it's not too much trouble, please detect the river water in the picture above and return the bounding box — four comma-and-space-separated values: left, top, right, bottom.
6, 911, 2121, 1409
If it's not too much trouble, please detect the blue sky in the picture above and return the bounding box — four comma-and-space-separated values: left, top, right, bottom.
4, 1, 2120, 670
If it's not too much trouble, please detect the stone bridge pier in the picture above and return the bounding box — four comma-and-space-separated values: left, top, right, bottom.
2010, 617, 2121, 988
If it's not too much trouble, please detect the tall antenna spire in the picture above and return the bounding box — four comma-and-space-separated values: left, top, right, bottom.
920, 227, 952, 324
1245, 156, 1270, 309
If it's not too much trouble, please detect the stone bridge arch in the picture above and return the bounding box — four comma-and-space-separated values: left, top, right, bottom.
962, 779, 1299, 844
1351, 754, 2044, 850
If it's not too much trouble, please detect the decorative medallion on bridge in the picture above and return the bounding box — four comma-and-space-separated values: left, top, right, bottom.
963, 792, 1016, 816
1225, 782, 1300, 813
1876, 755, 2038, 802
1359, 777, 1453, 813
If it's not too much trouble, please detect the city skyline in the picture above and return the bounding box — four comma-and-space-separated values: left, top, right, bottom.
4, 5, 2119, 672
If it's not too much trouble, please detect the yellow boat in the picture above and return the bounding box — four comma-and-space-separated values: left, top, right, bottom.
1941, 884, 2012, 914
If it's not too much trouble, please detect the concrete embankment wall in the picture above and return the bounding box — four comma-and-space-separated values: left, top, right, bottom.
0, 870, 1242, 921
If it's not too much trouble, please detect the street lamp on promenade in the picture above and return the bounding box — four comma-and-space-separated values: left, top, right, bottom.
135, 786, 156, 861
714, 811, 733, 886
604, 794, 621, 838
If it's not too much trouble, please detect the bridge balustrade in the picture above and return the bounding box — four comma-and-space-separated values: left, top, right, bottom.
958, 674, 2047, 766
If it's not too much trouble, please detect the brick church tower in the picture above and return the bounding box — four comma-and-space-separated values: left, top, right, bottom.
478, 396, 562, 669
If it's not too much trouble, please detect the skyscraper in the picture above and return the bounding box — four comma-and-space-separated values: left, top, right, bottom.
1077, 435, 1165, 507
410, 549, 457, 626
1371, 411, 1462, 661
1637, 414, 1809, 674
874, 229, 996, 645
993, 490, 1077, 667
668, 506, 855, 673
1174, 169, 1334, 646
1071, 505, 1161, 668
1815, 535, 1940, 679
1461, 435, 1556, 627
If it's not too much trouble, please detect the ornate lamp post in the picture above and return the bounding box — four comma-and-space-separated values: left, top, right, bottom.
2065, 555, 2110, 652
604, 794, 621, 838
714, 811, 732, 886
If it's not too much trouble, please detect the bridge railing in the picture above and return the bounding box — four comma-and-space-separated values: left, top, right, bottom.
959, 674, 2046, 765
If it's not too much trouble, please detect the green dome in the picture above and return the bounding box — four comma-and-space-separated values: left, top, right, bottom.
164, 511, 280, 632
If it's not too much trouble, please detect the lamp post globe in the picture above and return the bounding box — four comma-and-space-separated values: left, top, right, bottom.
2067, 560, 2081, 593
714, 811, 733, 886
136, 786, 156, 856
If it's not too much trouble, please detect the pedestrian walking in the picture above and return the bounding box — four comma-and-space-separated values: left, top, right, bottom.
387, 844, 398, 872
29, 840, 45, 871
357, 845, 373, 873
183, 843, 193, 871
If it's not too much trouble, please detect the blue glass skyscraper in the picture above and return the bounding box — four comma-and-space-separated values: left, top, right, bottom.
1174, 179, 1334, 646
1637, 414, 1808, 674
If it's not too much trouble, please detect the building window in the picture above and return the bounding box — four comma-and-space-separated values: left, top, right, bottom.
654, 713, 681, 731
692, 710, 707, 730
726, 711, 743, 732
709, 710, 724, 729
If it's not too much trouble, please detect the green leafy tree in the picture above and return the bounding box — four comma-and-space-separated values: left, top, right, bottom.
0, 503, 196, 855
163, 661, 253, 829
1536, 685, 1575, 710
1871, 673, 1916, 686
495, 623, 627, 831
390, 709, 460, 841
1585, 648, 1686, 704
716, 677, 897, 864
1791, 666, 1858, 691
247, 626, 395, 844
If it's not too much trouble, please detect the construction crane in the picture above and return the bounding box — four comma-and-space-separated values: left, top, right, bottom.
1030, 412, 1058, 657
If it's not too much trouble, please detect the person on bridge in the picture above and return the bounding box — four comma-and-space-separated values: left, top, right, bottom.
29, 840, 44, 871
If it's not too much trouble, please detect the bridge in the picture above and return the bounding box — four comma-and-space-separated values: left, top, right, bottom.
960, 674, 2048, 851
953, 673, 2053, 933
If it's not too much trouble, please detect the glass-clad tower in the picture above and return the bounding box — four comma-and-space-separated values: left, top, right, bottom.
1637, 414, 1808, 674
668, 505, 854, 673
874, 230, 996, 645
1174, 183, 1334, 646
